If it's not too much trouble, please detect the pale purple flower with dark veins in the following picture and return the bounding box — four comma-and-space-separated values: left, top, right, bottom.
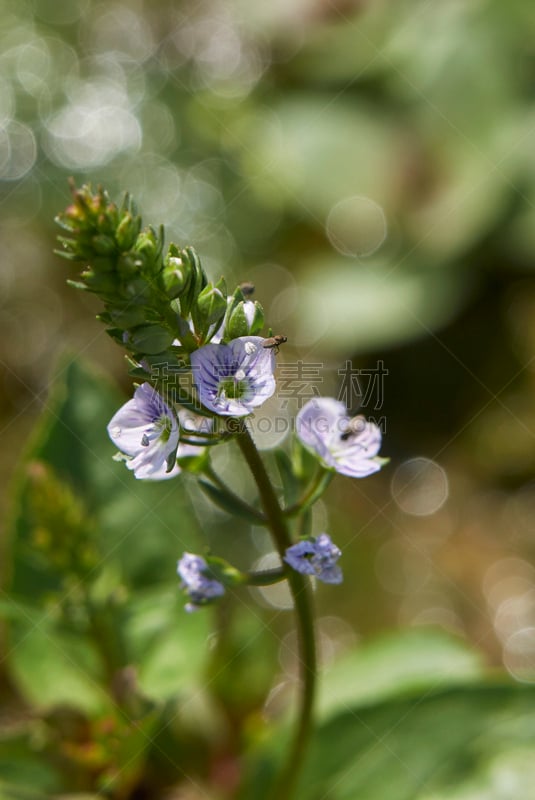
284, 533, 343, 584
177, 552, 225, 612
296, 398, 384, 478
108, 383, 180, 480
190, 336, 276, 416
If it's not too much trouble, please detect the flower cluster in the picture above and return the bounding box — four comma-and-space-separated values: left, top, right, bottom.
57, 182, 388, 614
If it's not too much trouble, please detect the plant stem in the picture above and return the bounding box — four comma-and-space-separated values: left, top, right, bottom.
235, 422, 316, 800
284, 469, 333, 517
246, 567, 286, 586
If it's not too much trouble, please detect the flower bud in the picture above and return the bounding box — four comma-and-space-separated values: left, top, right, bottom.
178, 246, 208, 316
133, 228, 162, 270
117, 253, 140, 279
225, 299, 264, 339
92, 234, 116, 256
116, 212, 142, 251
191, 278, 227, 338
162, 246, 193, 299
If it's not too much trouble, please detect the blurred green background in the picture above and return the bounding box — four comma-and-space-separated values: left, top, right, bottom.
2, 0, 535, 797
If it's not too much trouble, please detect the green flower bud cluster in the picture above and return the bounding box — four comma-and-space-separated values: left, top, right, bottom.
55, 182, 267, 387
56, 182, 174, 364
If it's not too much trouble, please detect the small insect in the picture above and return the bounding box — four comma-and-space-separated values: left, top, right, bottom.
239, 281, 255, 298
340, 415, 366, 440
262, 334, 287, 355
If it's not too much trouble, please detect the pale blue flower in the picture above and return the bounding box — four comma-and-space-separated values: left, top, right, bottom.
296, 397, 384, 478
284, 533, 343, 584
190, 336, 276, 416
108, 383, 180, 480
177, 552, 225, 611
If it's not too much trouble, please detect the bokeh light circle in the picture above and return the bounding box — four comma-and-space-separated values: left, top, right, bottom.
375, 538, 431, 595
251, 553, 293, 610
391, 457, 449, 516
503, 627, 535, 683
0, 121, 37, 180
326, 195, 387, 257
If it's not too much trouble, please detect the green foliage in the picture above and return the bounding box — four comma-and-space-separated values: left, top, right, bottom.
4, 358, 535, 799
317, 628, 484, 718
241, 630, 535, 800
299, 684, 535, 800
8, 357, 201, 598
1, 357, 216, 795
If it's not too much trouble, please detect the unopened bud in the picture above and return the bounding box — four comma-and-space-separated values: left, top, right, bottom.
116, 212, 141, 251
225, 299, 264, 339
192, 278, 227, 337
162, 248, 193, 299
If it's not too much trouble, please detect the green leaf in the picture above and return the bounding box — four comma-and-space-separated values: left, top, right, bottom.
198, 479, 264, 523
298, 256, 471, 354
124, 588, 212, 702
318, 628, 484, 718
129, 324, 175, 355
0, 731, 62, 798
298, 684, 535, 800
273, 449, 301, 506
6, 609, 108, 713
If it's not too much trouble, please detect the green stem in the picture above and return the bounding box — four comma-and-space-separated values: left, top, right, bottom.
235, 422, 316, 800
180, 436, 221, 447
246, 567, 286, 586
284, 469, 333, 517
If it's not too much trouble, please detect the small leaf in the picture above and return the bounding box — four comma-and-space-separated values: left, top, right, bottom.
274, 449, 301, 506
198, 479, 264, 523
